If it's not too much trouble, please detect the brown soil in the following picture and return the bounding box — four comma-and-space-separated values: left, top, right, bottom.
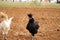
0, 7, 60, 40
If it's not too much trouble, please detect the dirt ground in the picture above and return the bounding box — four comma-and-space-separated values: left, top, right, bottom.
0, 7, 60, 40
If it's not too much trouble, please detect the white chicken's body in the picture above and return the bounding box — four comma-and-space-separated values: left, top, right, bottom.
0, 17, 13, 35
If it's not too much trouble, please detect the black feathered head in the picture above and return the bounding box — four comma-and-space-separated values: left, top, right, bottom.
27, 14, 33, 18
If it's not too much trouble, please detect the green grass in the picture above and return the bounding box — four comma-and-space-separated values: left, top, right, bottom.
0, 2, 27, 7
47, 3, 60, 8
0, 1, 60, 8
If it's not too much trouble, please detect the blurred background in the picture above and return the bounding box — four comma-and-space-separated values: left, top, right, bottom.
0, 0, 60, 7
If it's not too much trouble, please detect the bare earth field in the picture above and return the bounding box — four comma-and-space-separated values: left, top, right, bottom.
0, 7, 60, 40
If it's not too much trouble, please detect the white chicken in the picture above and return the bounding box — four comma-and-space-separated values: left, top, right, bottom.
0, 12, 14, 40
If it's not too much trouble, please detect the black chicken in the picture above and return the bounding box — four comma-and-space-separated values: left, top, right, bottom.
26, 14, 39, 40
